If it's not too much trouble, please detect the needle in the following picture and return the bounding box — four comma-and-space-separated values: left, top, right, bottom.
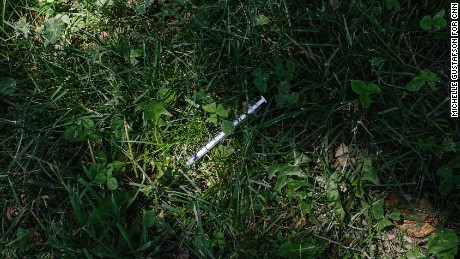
186, 96, 267, 165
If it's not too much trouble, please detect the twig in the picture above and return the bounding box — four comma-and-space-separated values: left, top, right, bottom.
313, 233, 371, 259
87, 140, 96, 164
124, 117, 138, 178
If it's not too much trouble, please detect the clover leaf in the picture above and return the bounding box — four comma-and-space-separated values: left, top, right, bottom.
0, 77, 17, 95
93, 165, 118, 190
385, 0, 400, 11
406, 70, 438, 92
278, 81, 291, 93
136, 101, 171, 126
351, 80, 381, 109
252, 68, 269, 93
428, 230, 459, 258
221, 120, 235, 134
42, 15, 67, 46
203, 102, 228, 124
420, 9, 447, 31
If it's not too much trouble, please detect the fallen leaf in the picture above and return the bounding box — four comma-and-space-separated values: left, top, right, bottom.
385, 193, 443, 238
6, 205, 19, 221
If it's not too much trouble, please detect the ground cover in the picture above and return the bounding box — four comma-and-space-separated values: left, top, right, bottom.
0, 0, 458, 258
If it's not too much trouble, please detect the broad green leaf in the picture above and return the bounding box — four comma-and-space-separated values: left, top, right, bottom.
221, 120, 235, 134
256, 15, 269, 26
107, 177, 118, 190
14, 17, 29, 38
16, 227, 32, 241
267, 164, 304, 179
80, 117, 95, 129
274, 174, 288, 191
420, 15, 433, 31
376, 218, 392, 231
278, 81, 291, 93
202, 102, 217, 113
215, 230, 224, 240
433, 9, 446, 21
293, 153, 311, 166
327, 172, 341, 202
261, 72, 270, 82
286, 60, 296, 72
372, 202, 385, 220
311, 88, 318, 102
361, 157, 379, 184
433, 17, 447, 29
206, 113, 218, 124
286, 179, 309, 192
385, 0, 400, 11
359, 93, 372, 109
278, 240, 321, 258
211, 230, 226, 249
287, 92, 300, 104
439, 179, 454, 196
433, 9, 447, 29
144, 210, 157, 228
95, 172, 107, 184
136, 101, 171, 125
327, 172, 345, 222
428, 230, 459, 259
96, 0, 114, 8
111, 116, 124, 129
158, 87, 177, 104
134, 0, 154, 15
405, 246, 427, 259
437, 166, 453, 179
276, 93, 289, 105
351, 80, 366, 94
63, 125, 85, 142
253, 77, 263, 87
420, 70, 438, 83
420, 70, 438, 90
128, 49, 143, 65
215, 145, 235, 158
297, 198, 312, 215
371, 57, 384, 67
252, 68, 262, 77
135, 4, 147, 15
215, 104, 228, 117
255, 81, 268, 93
42, 16, 66, 45
284, 72, 294, 82
406, 76, 426, 92
0, 77, 16, 95
389, 209, 401, 220
419, 136, 438, 150
96, 150, 108, 164
365, 83, 381, 94
454, 175, 460, 190
88, 163, 104, 181
275, 65, 286, 78
105, 166, 113, 177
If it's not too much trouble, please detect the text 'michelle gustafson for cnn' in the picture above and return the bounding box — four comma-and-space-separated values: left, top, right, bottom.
452, 3, 459, 117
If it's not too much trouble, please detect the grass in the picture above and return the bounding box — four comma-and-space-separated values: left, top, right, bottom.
0, 0, 459, 258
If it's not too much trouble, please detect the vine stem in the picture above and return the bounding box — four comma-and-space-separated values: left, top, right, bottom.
313, 233, 371, 259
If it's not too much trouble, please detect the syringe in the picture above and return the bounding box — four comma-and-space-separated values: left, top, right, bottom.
186, 96, 267, 165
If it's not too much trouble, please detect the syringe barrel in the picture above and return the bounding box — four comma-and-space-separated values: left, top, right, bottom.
186, 96, 267, 165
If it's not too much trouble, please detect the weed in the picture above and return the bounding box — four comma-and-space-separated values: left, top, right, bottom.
0, 0, 458, 258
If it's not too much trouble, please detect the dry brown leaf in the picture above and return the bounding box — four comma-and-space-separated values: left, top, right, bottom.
176, 249, 190, 259
333, 143, 356, 170
384, 191, 401, 209
29, 231, 43, 247
6, 205, 19, 221
385, 193, 442, 238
